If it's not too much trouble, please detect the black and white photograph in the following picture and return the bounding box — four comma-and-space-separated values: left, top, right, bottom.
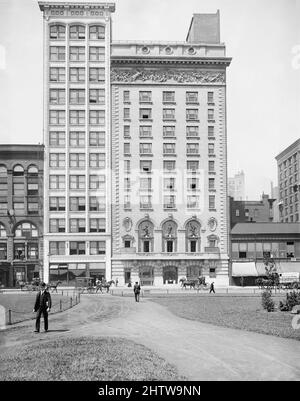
0, 0, 299, 386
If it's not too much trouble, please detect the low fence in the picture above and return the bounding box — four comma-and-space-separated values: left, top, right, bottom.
4, 292, 81, 326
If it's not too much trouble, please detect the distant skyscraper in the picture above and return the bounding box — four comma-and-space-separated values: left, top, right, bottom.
228, 170, 245, 201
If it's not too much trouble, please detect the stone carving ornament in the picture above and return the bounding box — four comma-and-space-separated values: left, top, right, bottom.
123, 217, 132, 232
208, 217, 217, 232
111, 69, 225, 84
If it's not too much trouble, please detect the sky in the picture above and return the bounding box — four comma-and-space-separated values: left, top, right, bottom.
0, 0, 299, 199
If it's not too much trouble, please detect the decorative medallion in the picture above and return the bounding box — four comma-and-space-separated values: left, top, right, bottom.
208, 217, 217, 232
123, 217, 132, 232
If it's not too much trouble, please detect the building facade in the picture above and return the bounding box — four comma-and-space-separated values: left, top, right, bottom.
275, 138, 300, 223
230, 222, 300, 286
228, 170, 245, 201
110, 13, 231, 285
39, 1, 115, 285
0, 145, 44, 287
229, 193, 275, 228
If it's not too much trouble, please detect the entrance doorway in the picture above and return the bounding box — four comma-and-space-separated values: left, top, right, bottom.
163, 266, 178, 284
139, 266, 154, 286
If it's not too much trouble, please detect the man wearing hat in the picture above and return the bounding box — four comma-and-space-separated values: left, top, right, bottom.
33, 282, 52, 333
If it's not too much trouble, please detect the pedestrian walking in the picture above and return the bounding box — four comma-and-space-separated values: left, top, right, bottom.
33, 282, 52, 333
133, 282, 141, 302
115, 278, 119, 287
209, 282, 215, 294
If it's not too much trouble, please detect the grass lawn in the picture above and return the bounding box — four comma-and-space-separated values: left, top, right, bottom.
0, 337, 184, 381
150, 295, 300, 341
0, 293, 74, 324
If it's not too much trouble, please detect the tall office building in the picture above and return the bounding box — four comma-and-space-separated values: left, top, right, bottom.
39, 2, 115, 284
228, 170, 245, 201
276, 138, 300, 223
111, 12, 232, 285
39, 3, 231, 286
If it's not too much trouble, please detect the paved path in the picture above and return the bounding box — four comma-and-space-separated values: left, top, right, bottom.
1, 295, 300, 381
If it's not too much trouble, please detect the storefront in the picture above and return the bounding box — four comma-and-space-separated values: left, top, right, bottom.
49, 262, 106, 286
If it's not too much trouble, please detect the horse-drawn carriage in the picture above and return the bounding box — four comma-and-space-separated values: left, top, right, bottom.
179, 276, 208, 290
75, 277, 115, 294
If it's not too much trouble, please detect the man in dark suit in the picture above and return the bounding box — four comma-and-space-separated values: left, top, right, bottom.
133, 282, 141, 302
33, 282, 52, 333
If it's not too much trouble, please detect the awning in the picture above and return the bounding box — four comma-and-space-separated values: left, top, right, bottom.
256, 262, 300, 275
232, 262, 258, 277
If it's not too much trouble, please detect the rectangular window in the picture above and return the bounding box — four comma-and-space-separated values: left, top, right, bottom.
164, 195, 175, 209
90, 218, 105, 233
13, 202, 25, 215
89, 46, 105, 62
139, 126, 152, 138
140, 177, 152, 191
209, 178, 215, 190
69, 153, 85, 168
49, 153, 65, 168
49, 110, 65, 125
89, 25, 105, 40
186, 109, 198, 121
207, 91, 214, 104
123, 126, 130, 138
89, 196, 106, 212
140, 143, 152, 155
70, 219, 86, 233
70, 67, 85, 82
163, 143, 176, 154
69, 25, 85, 40
69, 132, 85, 147
124, 195, 130, 209
50, 46, 65, 61
209, 161, 215, 172
89, 67, 105, 82
187, 195, 199, 209
49, 242, 66, 256
50, 89, 65, 105
49, 219, 65, 233
139, 91, 152, 103
187, 177, 199, 190
50, 25, 65, 40
163, 126, 175, 138
186, 126, 199, 138
69, 46, 85, 61
140, 160, 152, 173
50, 67, 65, 82
69, 110, 85, 125
89, 153, 105, 168
164, 178, 175, 191
89, 175, 105, 190
123, 108, 130, 119
140, 195, 152, 209
70, 89, 85, 104
90, 241, 106, 255
124, 160, 131, 174
186, 92, 198, 103
69, 175, 85, 190
13, 183, 24, 195
89, 89, 105, 104
124, 143, 131, 155
49, 175, 65, 190
124, 178, 130, 191
123, 90, 130, 103
0, 243, 7, 259
208, 109, 215, 121
208, 143, 215, 155
208, 126, 215, 138
70, 241, 86, 255
163, 91, 175, 103
49, 131, 65, 147
209, 195, 216, 210
163, 108, 175, 120
89, 110, 105, 125
187, 143, 199, 154
89, 131, 105, 147
139, 108, 152, 120
49, 197, 65, 211
187, 161, 199, 172
163, 160, 176, 171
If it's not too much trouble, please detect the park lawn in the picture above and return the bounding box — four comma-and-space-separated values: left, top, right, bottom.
150, 295, 300, 341
0, 293, 73, 324
0, 337, 185, 381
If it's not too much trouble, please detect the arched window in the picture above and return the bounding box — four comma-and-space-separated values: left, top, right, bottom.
0, 165, 7, 178
185, 220, 201, 252
28, 165, 38, 176
0, 223, 7, 237
13, 165, 24, 177
15, 222, 38, 238
89, 25, 105, 40
138, 220, 154, 252
162, 220, 177, 252
69, 25, 85, 40
50, 24, 66, 40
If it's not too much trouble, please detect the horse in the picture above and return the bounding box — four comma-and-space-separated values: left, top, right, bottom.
96, 280, 115, 294
48, 281, 62, 293
181, 278, 199, 290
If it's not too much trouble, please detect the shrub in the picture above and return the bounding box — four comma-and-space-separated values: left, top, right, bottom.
261, 290, 275, 312
279, 291, 300, 312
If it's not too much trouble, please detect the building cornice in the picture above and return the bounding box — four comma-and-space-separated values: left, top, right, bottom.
275, 138, 300, 162
111, 56, 231, 67
38, 1, 116, 12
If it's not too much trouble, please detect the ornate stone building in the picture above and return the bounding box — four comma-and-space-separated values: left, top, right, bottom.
0, 145, 44, 287
110, 12, 232, 285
